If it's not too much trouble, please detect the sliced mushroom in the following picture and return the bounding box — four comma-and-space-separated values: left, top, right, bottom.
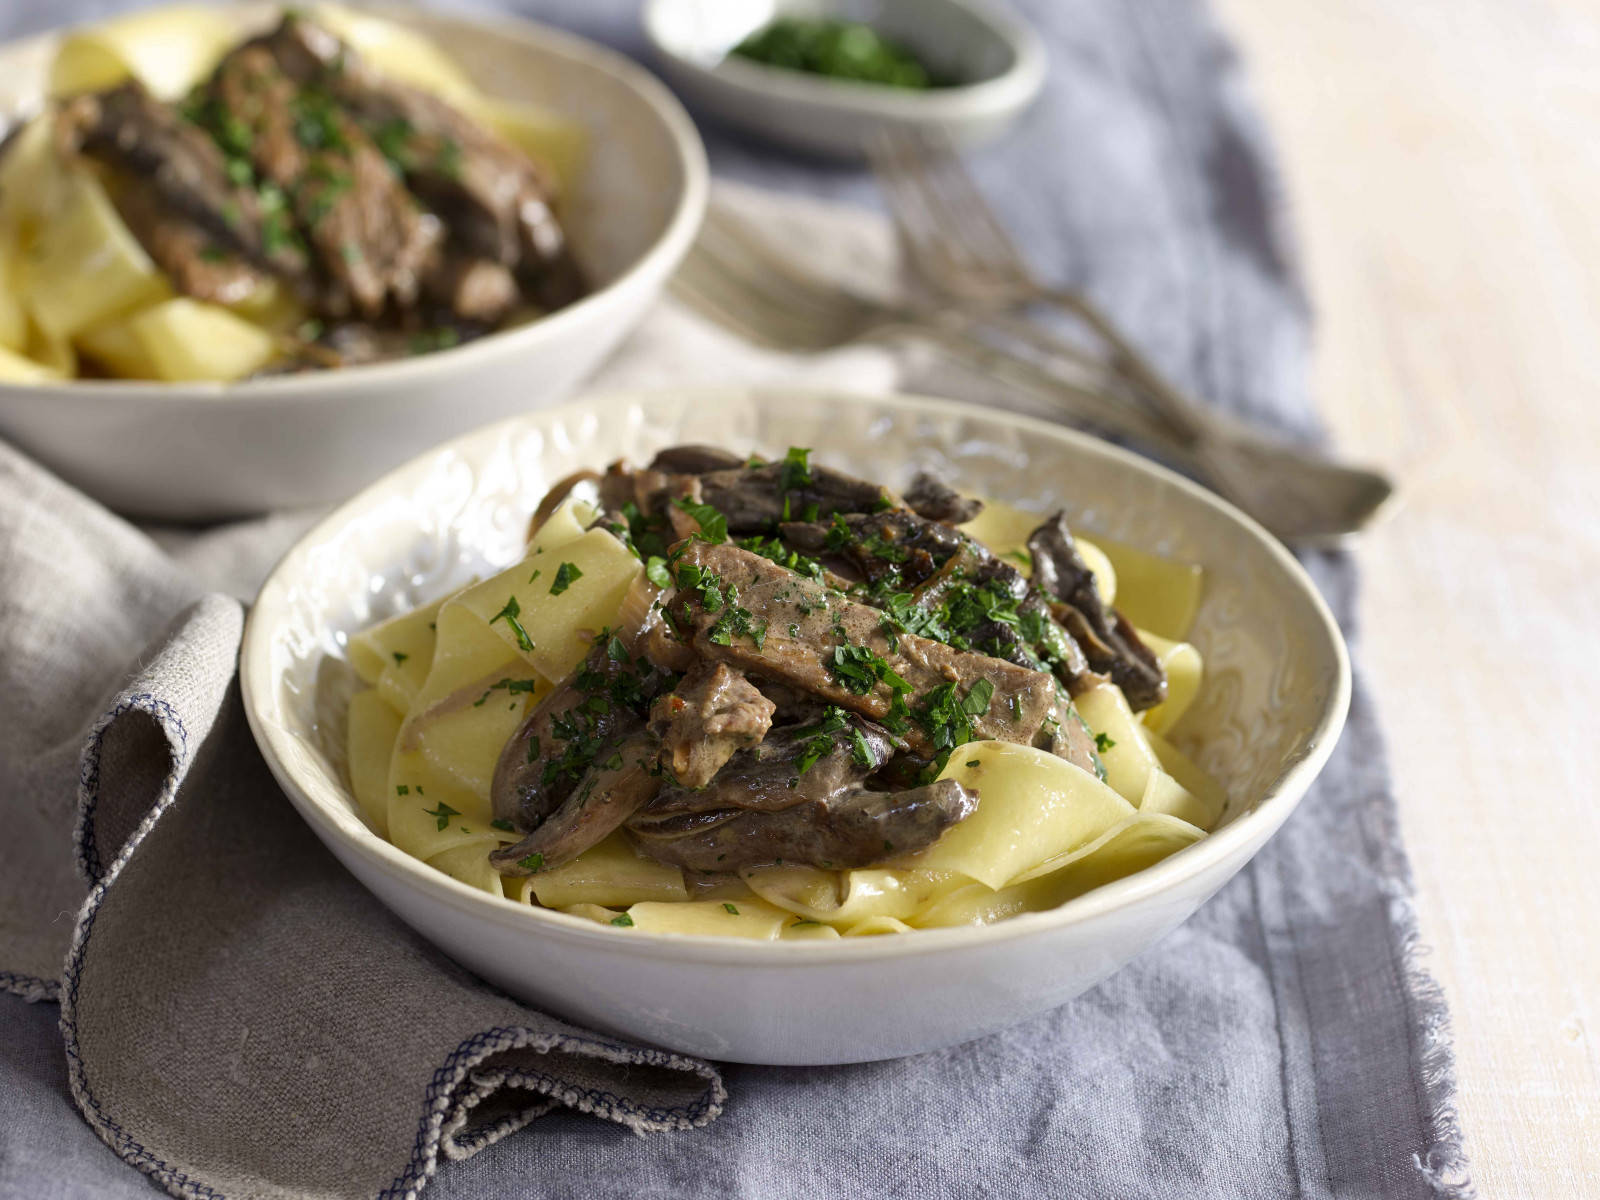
491, 731, 660, 874
1027, 513, 1167, 711
904, 470, 984, 525
628, 714, 972, 870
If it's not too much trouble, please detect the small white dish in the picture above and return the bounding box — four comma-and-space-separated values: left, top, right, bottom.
242, 387, 1351, 1066
0, 4, 707, 520
642, 0, 1046, 158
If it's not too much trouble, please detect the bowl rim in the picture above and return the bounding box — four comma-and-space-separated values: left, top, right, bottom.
242, 386, 1352, 967
641, 0, 1047, 121
0, 2, 710, 402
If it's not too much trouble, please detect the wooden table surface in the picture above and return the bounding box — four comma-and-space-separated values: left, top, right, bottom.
1213, 0, 1600, 1193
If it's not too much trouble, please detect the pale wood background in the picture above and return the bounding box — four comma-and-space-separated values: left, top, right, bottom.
1214, 0, 1600, 1194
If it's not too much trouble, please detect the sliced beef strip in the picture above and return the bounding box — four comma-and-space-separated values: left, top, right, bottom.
628, 716, 972, 871
779, 509, 966, 587
903, 471, 984, 525
56, 82, 311, 284
490, 640, 674, 831
111, 175, 271, 305
648, 662, 776, 789
206, 41, 441, 318
1027, 512, 1167, 711
490, 730, 661, 874
253, 17, 584, 310
665, 541, 1097, 774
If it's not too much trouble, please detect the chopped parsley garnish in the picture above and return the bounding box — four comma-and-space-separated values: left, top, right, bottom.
1095, 732, 1117, 753
392, 651, 408, 665
423, 800, 459, 831
645, 555, 672, 588
607, 635, 629, 663
1006, 549, 1033, 568
914, 679, 995, 767
675, 562, 727, 613
723, 902, 740, 915
473, 677, 541, 707
489, 595, 535, 652
518, 852, 545, 872
849, 727, 879, 770
408, 327, 460, 356
829, 643, 910, 697
965, 758, 981, 768
525, 734, 541, 763
436, 136, 463, 180
610, 913, 634, 927
793, 706, 851, 775
395, 785, 409, 796
738, 535, 826, 581
490, 819, 516, 832
602, 750, 624, 771
372, 116, 414, 169
779, 446, 813, 493
550, 562, 583, 595
672, 496, 729, 543
528, 568, 542, 584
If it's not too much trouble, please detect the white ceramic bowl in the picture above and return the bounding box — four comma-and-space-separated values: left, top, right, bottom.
0, 4, 707, 520
642, 0, 1045, 158
242, 387, 1350, 1065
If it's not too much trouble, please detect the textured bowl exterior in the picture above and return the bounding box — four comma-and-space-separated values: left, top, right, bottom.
642, 0, 1046, 158
0, 4, 708, 519
241, 388, 1350, 1064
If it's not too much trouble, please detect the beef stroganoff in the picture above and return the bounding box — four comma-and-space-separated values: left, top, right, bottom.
0, 5, 586, 383
346, 446, 1222, 939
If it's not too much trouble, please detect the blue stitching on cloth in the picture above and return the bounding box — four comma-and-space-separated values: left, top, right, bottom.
60, 693, 225, 1200
0, 969, 59, 1003
61, 690, 721, 1200
75, 692, 189, 886
381, 1026, 723, 1200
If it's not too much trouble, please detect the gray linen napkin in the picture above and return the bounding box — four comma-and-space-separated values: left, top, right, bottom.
0, 0, 1475, 1197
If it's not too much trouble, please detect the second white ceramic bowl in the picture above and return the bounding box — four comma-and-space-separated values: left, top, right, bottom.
0, 4, 707, 519
242, 388, 1349, 1065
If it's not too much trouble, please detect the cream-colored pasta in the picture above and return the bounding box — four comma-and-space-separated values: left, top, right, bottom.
896, 741, 1136, 888
1137, 630, 1203, 736
311, 4, 480, 105
1092, 536, 1204, 641
528, 833, 688, 908
469, 97, 589, 201
1137, 768, 1217, 831
426, 838, 506, 896
347, 596, 445, 704
1145, 729, 1228, 831
49, 5, 237, 100
115, 299, 280, 383
740, 864, 959, 927
347, 688, 403, 837
1071, 681, 1164, 806
21, 167, 170, 341
452, 528, 639, 681
625, 898, 795, 939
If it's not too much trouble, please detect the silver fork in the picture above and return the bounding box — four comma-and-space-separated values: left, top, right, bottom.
672, 203, 1177, 444
869, 128, 1397, 542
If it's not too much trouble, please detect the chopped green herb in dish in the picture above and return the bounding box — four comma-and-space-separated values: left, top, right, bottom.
731, 18, 943, 90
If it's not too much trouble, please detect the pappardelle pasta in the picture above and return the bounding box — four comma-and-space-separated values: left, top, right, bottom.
0, 5, 588, 384
345, 446, 1222, 940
